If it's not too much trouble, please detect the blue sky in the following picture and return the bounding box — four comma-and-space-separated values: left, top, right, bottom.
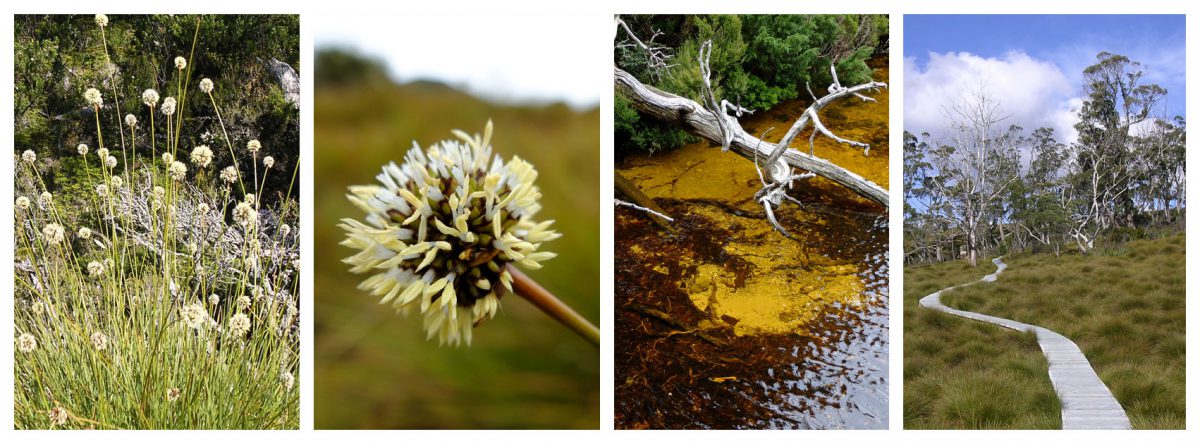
905, 15, 1186, 143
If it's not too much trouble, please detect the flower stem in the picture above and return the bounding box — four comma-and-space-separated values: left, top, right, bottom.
507, 266, 599, 347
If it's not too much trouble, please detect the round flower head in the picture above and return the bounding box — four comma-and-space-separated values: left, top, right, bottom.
96, 147, 109, 159
43, 223, 65, 244
39, 192, 53, 207
49, 406, 68, 426
339, 121, 559, 345
180, 302, 209, 330
263, 156, 275, 169
16, 196, 31, 210
236, 295, 251, 311
246, 139, 261, 153
88, 261, 105, 277
208, 294, 220, 306
197, 202, 210, 214
161, 97, 177, 116
142, 89, 159, 107
95, 183, 109, 197
174, 56, 187, 70
21, 150, 36, 163
167, 388, 181, 402
105, 156, 117, 168
169, 161, 187, 181
125, 113, 137, 127
199, 78, 214, 94
31, 301, 44, 315
78, 227, 92, 239
229, 313, 251, 337
191, 145, 213, 167
110, 175, 123, 188
280, 224, 291, 238
244, 193, 256, 205
233, 202, 257, 227
90, 332, 108, 351
17, 333, 37, 353
281, 371, 296, 391
220, 166, 239, 184
95, 14, 108, 27
162, 152, 174, 164
77, 143, 89, 155
84, 88, 103, 107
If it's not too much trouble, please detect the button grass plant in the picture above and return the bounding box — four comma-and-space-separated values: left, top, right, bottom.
13, 15, 299, 429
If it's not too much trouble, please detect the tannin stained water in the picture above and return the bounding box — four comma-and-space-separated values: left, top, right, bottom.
615, 56, 889, 429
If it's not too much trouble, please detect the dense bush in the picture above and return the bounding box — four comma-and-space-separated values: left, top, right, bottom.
615, 14, 887, 156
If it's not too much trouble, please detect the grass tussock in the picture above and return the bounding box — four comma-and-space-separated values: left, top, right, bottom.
904, 258, 1061, 429
939, 234, 1185, 429
14, 15, 298, 429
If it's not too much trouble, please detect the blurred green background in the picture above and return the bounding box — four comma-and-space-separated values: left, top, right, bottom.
313, 48, 599, 429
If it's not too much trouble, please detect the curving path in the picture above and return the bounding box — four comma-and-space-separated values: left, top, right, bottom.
918, 257, 1131, 430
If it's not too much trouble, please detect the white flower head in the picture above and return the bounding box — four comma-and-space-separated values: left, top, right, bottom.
105, 155, 117, 168
78, 227, 92, 239
88, 261, 105, 277
180, 302, 209, 330
280, 224, 291, 238
339, 121, 559, 346
199, 78, 213, 94
263, 156, 275, 168
17, 333, 37, 353
167, 388, 181, 402
233, 202, 257, 227
95, 14, 109, 27
21, 150, 36, 163
142, 89, 159, 107
85, 88, 103, 107
169, 161, 187, 181
111, 175, 123, 188
281, 371, 295, 391
125, 113, 137, 127
188, 242, 198, 255
96, 147, 109, 159
31, 301, 45, 316
96, 183, 109, 197
197, 202, 210, 214
90, 331, 108, 351
244, 193, 256, 205
38, 192, 53, 207
161, 97, 176, 116
162, 152, 174, 164
77, 143, 89, 155
49, 406, 68, 426
246, 139, 261, 153
174, 56, 187, 70
229, 313, 251, 337
236, 295, 251, 311
220, 166, 239, 184
208, 294, 220, 306
16, 196, 31, 210
191, 145, 213, 167
43, 223, 66, 244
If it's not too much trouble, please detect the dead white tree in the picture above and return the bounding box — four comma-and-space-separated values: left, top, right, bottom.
614, 18, 888, 238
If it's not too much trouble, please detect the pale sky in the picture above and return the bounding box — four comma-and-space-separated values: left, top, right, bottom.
313, 14, 605, 108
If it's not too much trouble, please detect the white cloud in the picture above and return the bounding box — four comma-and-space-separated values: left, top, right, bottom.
905, 51, 1080, 144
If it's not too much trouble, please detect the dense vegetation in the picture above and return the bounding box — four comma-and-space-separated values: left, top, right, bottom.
14, 14, 299, 429
615, 14, 887, 155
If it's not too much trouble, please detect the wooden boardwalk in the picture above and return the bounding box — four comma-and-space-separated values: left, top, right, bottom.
918, 257, 1131, 430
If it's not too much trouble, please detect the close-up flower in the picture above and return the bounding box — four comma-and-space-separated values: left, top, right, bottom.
263, 156, 275, 168
90, 332, 108, 351
111, 175, 123, 188
236, 295, 251, 311
208, 294, 220, 306
105, 156, 117, 168
161, 97, 177, 116
97, 147, 109, 159
199, 78, 214, 93
220, 166, 239, 183
197, 202, 210, 214
142, 88, 159, 107
95, 14, 108, 27
49, 406, 68, 426
174, 56, 187, 70
78, 227, 92, 239
281, 371, 295, 391
22, 150, 36, 163
125, 113, 137, 127
280, 224, 291, 238
233, 202, 257, 227
340, 121, 560, 345
247, 139, 262, 153
77, 143, 88, 155
84, 88, 103, 107
38, 191, 53, 207
163, 152, 174, 164
16, 196, 31, 210
43, 223, 65, 244
167, 388, 181, 402
191, 145, 213, 167
95, 183, 109, 197
17, 333, 37, 353
169, 161, 188, 181
229, 313, 251, 337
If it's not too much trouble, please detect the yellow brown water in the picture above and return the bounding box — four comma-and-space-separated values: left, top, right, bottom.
615, 56, 889, 429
